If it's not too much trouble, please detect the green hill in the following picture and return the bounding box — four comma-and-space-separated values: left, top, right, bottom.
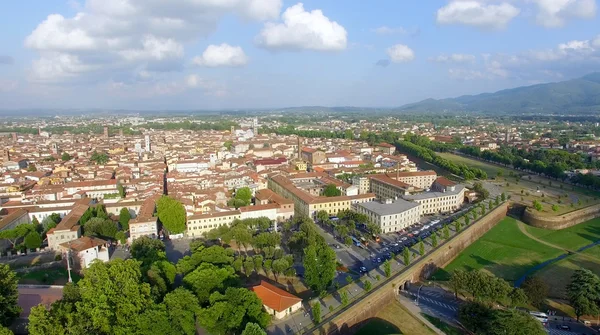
399, 72, 600, 114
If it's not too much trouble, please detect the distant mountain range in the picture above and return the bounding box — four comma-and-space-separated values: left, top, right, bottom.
398, 72, 600, 114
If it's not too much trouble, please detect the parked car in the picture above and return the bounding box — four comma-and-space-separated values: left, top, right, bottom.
555, 325, 570, 330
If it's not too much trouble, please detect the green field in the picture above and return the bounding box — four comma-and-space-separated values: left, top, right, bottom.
525, 218, 600, 250
18, 267, 81, 285
421, 314, 464, 335
437, 217, 563, 281
535, 245, 600, 299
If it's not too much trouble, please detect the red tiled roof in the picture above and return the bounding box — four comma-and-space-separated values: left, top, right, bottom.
251, 281, 302, 312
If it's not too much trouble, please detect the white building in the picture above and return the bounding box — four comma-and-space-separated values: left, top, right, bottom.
60, 236, 110, 270
354, 198, 421, 234
403, 184, 465, 215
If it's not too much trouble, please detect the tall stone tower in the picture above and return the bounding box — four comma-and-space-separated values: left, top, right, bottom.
104, 126, 109, 139
145, 135, 151, 152
252, 118, 259, 136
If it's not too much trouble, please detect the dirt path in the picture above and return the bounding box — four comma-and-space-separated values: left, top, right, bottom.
517, 222, 600, 262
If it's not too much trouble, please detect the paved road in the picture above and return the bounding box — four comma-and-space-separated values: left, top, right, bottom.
18, 286, 64, 317
403, 285, 460, 322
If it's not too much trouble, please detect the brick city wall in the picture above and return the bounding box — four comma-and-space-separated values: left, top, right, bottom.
311, 202, 509, 335
522, 203, 600, 230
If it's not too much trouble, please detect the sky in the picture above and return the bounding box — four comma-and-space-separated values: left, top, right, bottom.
0, 0, 599, 110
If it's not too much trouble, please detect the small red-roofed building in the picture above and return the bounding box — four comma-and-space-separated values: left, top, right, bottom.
59, 236, 109, 270
251, 281, 303, 319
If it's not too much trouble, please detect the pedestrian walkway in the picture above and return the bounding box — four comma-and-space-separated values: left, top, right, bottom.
404, 290, 458, 312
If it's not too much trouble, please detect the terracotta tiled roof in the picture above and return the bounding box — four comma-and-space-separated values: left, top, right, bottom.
251, 281, 302, 312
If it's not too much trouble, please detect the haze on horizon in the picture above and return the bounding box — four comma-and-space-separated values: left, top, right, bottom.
1, 0, 599, 110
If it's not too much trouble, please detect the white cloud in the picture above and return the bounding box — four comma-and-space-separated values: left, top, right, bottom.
430, 53, 476, 63
448, 68, 487, 80
533, 0, 596, 27
193, 44, 248, 67
386, 44, 415, 63
257, 3, 347, 51
372, 26, 408, 34
436, 1, 520, 29
24, 0, 281, 82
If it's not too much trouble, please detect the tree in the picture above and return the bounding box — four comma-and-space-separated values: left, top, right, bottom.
61, 152, 72, 161
163, 288, 200, 335
0, 265, 21, 327
115, 231, 127, 244
323, 184, 342, 197
501, 192, 506, 201
431, 234, 438, 248
509, 288, 528, 308
76, 259, 153, 334
244, 259, 254, 276
119, 208, 131, 230
242, 323, 267, 335
0, 224, 35, 249
157, 196, 186, 234
24, 231, 42, 250
233, 187, 253, 207
272, 258, 290, 282
197, 287, 270, 335
183, 263, 237, 304
552, 204, 559, 212
312, 302, 322, 323
532, 200, 543, 211
223, 140, 233, 151
450, 270, 467, 298
363, 280, 372, 292
131, 236, 166, 266
521, 276, 549, 307
567, 269, 600, 321
117, 183, 125, 198
316, 210, 329, 223
83, 217, 118, 239
28, 164, 37, 172
0, 327, 12, 335
403, 247, 410, 265
419, 240, 425, 256
488, 201, 494, 210
383, 259, 391, 278
443, 225, 450, 239
90, 151, 109, 165
340, 289, 349, 307
304, 241, 336, 293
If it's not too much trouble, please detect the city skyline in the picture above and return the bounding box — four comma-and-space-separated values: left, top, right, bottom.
0, 0, 599, 110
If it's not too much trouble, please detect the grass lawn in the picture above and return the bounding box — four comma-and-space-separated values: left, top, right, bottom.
524, 218, 600, 250
18, 267, 81, 285
436, 217, 563, 281
356, 301, 435, 335
421, 314, 465, 335
534, 245, 600, 299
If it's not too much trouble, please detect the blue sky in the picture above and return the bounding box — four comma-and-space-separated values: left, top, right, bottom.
0, 0, 599, 110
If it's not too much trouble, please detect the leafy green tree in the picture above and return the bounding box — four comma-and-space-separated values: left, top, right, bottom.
312, 302, 322, 323
157, 196, 187, 234
253, 255, 264, 274
77, 259, 153, 334
244, 259, 254, 276
450, 269, 467, 298
131, 236, 166, 265
83, 217, 118, 239
509, 288, 528, 308
403, 247, 410, 265
532, 200, 543, 211
363, 280, 372, 292
383, 259, 391, 278
551, 204, 559, 212
488, 201, 494, 210
455, 220, 463, 232
163, 288, 200, 335
304, 241, 336, 293
340, 289, 349, 307
418, 240, 425, 255
501, 192, 506, 201
272, 258, 290, 282
223, 140, 233, 151
90, 151, 109, 165
28, 164, 37, 172
567, 269, 600, 321
183, 263, 237, 304
115, 231, 127, 245
323, 184, 342, 197
117, 183, 125, 198
0, 265, 21, 327
119, 208, 131, 230
233, 187, 253, 207
0, 224, 35, 249
198, 288, 270, 335
431, 234, 438, 248
464, 216, 470, 226
443, 225, 450, 239
0, 326, 13, 335
521, 276, 548, 307
31, 216, 40, 226
61, 152, 72, 161
242, 323, 267, 335
24, 231, 42, 249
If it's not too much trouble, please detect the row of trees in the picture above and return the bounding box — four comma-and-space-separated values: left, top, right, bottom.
205, 217, 281, 254
395, 140, 487, 180
315, 209, 380, 247
0, 213, 63, 252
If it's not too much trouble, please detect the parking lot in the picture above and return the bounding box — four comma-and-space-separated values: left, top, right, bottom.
318, 205, 477, 277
